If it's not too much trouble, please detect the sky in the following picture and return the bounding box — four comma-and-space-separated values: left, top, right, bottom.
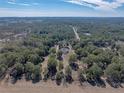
0, 0, 124, 17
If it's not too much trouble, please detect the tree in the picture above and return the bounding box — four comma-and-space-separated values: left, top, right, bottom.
28, 54, 44, 65
58, 61, 64, 71
15, 63, 24, 75
77, 69, 85, 85
120, 63, 124, 82
0, 52, 18, 67
56, 71, 64, 85
84, 45, 96, 54
105, 63, 121, 87
75, 48, 88, 60
31, 65, 42, 82
16, 54, 25, 64
43, 67, 49, 81
47, 55, 58, 78
25, 62, 35, 80
10, 63, 24, 80
0, 64, 7, 77
111, 56, 119, 63
22, 49, 33, 63
69, 54, 77, 63
83, 55, 96, 68
65, 66, 73, 83
93, 48, 103, 55
50, 47, 56, 54
68, 54, 78, 70
96, 50, 114, 69
86, 64, 103, 81
119, 46, 124, 56
35, 47, 49, 57
57, 50, 63, 60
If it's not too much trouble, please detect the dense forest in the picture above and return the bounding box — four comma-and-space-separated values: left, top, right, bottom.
0, 17, 124, 88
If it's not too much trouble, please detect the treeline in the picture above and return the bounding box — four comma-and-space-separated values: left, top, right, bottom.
0, 20, 75, 84
70, 37, 124, 88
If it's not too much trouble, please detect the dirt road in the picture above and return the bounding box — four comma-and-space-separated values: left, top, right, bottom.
72, 27, 80, 41
0, 80, 124, 93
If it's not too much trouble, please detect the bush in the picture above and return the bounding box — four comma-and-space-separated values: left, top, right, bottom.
47, 55, 58, 78
58, 61, 64, 71
31, 65, 42, 83
105, 63, 121, 87
69, 54, 78, 70
25, 62, 34, 80
65, 66, 73, 83
28, 54, 44, 65
77, 69, 85, 85
0, 64, 7, 77
56, 71, 64, 85
57, 50, 63, 60
86, 64, 103, 81
43, 67, 49, 81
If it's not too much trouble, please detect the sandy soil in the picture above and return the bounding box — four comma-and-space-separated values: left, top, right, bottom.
0, 79, 124, 93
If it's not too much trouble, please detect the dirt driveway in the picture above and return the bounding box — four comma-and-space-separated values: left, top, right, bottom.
0, 79, 124, 93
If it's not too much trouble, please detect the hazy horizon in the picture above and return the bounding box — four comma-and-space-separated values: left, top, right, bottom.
0, 0, 124, 17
